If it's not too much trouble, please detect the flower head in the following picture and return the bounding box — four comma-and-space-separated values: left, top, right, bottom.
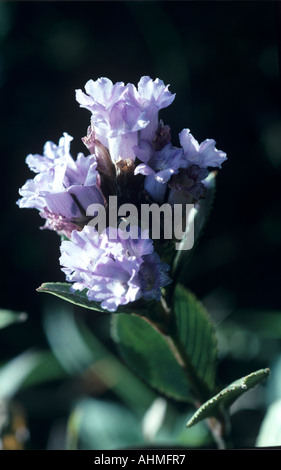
76, 76, 175, 162
17, 133, 105, 236
18, 75, 227, 313
59, 225, 172, 312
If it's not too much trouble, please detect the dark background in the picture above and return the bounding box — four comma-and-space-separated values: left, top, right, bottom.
0, 0, 280, 449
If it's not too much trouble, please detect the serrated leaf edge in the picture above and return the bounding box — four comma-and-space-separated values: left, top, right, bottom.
112, 313, 194, 403
174, 285, 218, 395
186, 368, 270, 428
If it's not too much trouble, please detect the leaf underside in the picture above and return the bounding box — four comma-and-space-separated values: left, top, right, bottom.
186, 368, 270, 428
37, 282, 156, 315
37, 282, 107, 312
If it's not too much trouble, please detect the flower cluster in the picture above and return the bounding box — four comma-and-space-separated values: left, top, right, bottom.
60, 226, 171, 311
18, 76, 226, 311
17, 133, 104, 238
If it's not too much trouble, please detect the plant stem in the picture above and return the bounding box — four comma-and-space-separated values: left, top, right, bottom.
206, 416, 228, 449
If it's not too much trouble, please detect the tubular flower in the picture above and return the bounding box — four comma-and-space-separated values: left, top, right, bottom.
133, 127, 227, 204
134, 141, 185, 203
179, 128, 227, 169
17, 133, 105, 237
59, 226, 171, 312
75, 76, 175, 162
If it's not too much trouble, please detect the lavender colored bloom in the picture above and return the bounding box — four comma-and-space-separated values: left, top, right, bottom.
134, 126, 227, 203
75, 76, 175, 162
17, 133, 104, 236
17, 75, 228, 313
128, 76, 176, 143
179, 129, 227, 169
134, 140, 185, 203
59, 225, 171, 312
167, 165, 209, 205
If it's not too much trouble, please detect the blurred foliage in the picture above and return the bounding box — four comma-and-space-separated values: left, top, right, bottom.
0, 0, 281, 449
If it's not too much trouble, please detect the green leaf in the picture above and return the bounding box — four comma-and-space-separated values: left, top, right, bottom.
112, 286, 218, 405
173, 285, 218, 395
0, 309, 27, 329
172, 171, 216, 282
67, 398, 144, 450
0, 350, 68, 400
37, 282, 153, 315
37, 282, 107, 313
256, 398, 281, 447
43, 303, 156, 413
186, 368, 270, 428
112, 313, 194, 403
0, 351, 44, 399
19, 350, 68, 389
43, 303, 100, 375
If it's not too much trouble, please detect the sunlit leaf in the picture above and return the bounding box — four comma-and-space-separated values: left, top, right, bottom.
0, 349, 68, 400
67, 398, 143, 450
37, 282, 107, 313
186, 368, 270, 428
37, 282, 151, 315
256, 398, 281, 447
0, 351, 43, 399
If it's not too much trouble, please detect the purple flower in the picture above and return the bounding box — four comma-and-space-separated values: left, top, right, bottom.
133, 126, 227, 203
167, 165, 209, 205
134, 140, 185, 203
17, 133, 105, 237
59, 225, 172, 312
75, 76, 175, 163
179, 129, 227, 169
128, 76, 176, 142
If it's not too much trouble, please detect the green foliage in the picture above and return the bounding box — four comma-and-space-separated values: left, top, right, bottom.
43, 303, 156, 413
0, 309, 27, 330
186, 368, 270, 428
0, 350, 66, 400
37, 282, 154, 316
37, 282, 108, 313
67, 398, 144, 450
172, 284, 217, 396
111, 284, 218, 406
112, 313, 194, 403
256, 398, 281, 447
66, 396, 212, 450
37, 281, 272, 448
0, 351, 43, 400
